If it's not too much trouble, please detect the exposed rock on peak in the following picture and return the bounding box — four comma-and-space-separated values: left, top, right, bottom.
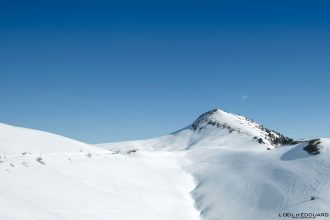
192, 109, 294, 147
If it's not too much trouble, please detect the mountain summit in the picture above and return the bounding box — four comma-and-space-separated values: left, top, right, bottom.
192, 109, 294, 147
102, 108, 295, 151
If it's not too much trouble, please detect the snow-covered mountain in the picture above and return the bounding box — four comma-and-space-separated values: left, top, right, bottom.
1, 109, 330, 220
99, 108, 294, 151
99, 109, 330, 220
192, 109, 294, 146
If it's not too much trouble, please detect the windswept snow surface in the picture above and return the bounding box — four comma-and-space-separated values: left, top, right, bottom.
100, 137, 330, 220
186, 139, 330, 220
1, 109, 330, 220
0, 123, 200, 220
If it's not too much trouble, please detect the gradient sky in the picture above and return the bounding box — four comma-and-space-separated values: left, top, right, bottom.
1, 0, 330, 143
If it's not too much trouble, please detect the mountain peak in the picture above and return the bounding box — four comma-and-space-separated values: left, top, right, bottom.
192, 108, 243, 130
192, 109, 294, 147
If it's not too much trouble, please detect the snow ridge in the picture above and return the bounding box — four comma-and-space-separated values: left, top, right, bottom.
192, 109, 294, 147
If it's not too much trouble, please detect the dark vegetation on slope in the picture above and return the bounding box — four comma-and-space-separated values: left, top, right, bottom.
258, 125, 294, 146
303, 139, 322, 155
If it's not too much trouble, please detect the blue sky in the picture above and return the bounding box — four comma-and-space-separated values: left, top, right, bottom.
1, 0, 329, 143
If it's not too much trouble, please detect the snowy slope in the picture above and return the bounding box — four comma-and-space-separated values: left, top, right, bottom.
0, 123, 99, 155
0, 123, 200, 220
99, 109, 330, 220
1, 109, 330, 220
186, 139, 330, 220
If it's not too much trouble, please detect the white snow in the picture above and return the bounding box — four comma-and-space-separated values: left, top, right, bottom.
0, 123, 98, 155
98, 109, 330, 220
0, 123, 199, 220
186, 140, 330, 220
1, 109, 330, 220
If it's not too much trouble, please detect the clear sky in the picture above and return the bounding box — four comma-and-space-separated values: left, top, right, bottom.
1, 0, 329, 143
